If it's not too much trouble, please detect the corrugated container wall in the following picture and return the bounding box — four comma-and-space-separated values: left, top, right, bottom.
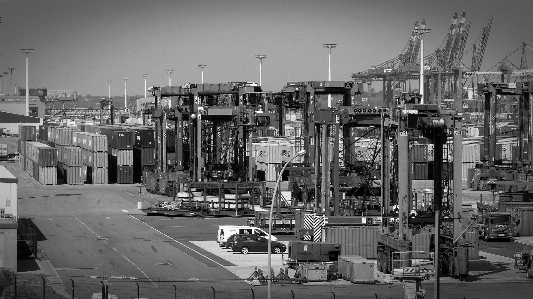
323, 227, 378, 259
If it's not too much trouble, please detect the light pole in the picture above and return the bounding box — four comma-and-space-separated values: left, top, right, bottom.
198, 65, 207, 84
0, 74, 3, 95
108, 80, 112, 99
255, 55, 266, 86
124, 77, 129, 109
143, 74, 148, 98
414, 20, 430, 104
21, 49, 34, 116
2, 72, 7, 95
267, 150, 305, 299
323, 44, 336, 107
8, 68, 14, 95
166, 70, 174, 86
323, 44, 337, 81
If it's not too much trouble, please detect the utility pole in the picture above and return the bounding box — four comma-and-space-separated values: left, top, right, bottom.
413, 20, 431, 104
198, 65, 207, 84
143, 74, 148, 98
166, 70, 174, 86
8, 68, 14, 95
21, 49, 34, 116
108, 80, 112, 98
124, 77, 129, 109
0, 74, 3, 94
255, 55, 266, 86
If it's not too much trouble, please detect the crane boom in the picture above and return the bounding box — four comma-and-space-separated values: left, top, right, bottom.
471, 18, 493, 72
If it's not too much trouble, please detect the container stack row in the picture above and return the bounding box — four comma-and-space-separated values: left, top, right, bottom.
93, 127, 135, 184
74, 131, 109, 184
133, 128, 156, 183
21, 140, 58, 185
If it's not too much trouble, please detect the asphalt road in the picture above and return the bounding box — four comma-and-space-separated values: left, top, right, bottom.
4, 159, 532, 299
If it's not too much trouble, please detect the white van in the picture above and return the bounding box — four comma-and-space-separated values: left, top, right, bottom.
217, 225, 277, 247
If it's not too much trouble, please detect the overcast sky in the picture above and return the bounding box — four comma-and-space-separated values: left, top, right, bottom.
0, 0, 532, 97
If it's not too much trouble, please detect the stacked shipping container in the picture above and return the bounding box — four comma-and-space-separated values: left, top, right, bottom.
23, 141, 58, 185
75, 131, 109, 184
133, 128, 155, 183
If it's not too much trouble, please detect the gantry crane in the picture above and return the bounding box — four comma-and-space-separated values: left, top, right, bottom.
149, 83, 275, 216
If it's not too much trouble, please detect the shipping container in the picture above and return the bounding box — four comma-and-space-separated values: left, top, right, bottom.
88, 167, 108, 184
117, 165, 133, 184
142, 147, 155, 165
0, 165, 18, 217
87, 133, 108, 152
19, 125, 37, 141
338, 256, 375, 283
89, 152, 108, 168
59, 146, 82, 166
323, 226, 378, 259
37, 166, 57, 185
411, 144, 429, 162
65, 166, 84, 185
114, 149, 133, 166
112, 131, 134, 150
412, 162, 428, 180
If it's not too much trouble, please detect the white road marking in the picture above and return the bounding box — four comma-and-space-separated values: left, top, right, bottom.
122, 210, 128, 213
74, 215, 156, 286
128, 214, 227, 268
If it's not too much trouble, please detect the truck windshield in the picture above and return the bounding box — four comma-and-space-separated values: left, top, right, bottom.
490, 215, 511, 225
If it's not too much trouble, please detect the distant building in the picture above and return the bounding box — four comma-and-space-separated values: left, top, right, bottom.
0, 95, 44, 135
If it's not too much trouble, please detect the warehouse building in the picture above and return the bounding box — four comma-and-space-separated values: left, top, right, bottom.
0, 94, 44, 135
0, 166, 18, 272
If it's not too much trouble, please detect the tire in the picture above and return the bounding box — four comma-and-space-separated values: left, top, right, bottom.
273, 247, 282, 254
241, 247, 249, 255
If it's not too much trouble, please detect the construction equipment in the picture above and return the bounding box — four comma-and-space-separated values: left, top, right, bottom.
146, 83, 274, 217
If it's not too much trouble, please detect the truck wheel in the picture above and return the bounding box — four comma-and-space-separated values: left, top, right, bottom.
273, 247, 282, 254
241, 247, 249, 254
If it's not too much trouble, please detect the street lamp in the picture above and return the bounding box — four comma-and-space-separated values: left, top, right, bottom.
323, 44, 336, 107
255, 55, 267, 86
198, 65, 207, 84
2, 72, 8, 95
124, 77, 129, 109
323, 44, 337, 81
8, 68, 14, 95
413, 20, 431, 104
143, 74, 148, 98
267, 149, 306, 299
166, 70, 174, 86
108, 80, 112, 99
21, 49, 34, 116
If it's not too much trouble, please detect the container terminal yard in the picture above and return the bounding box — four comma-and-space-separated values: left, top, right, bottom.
1, 5, 533, 299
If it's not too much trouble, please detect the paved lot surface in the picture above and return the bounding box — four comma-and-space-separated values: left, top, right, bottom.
4, 159, 533, 299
